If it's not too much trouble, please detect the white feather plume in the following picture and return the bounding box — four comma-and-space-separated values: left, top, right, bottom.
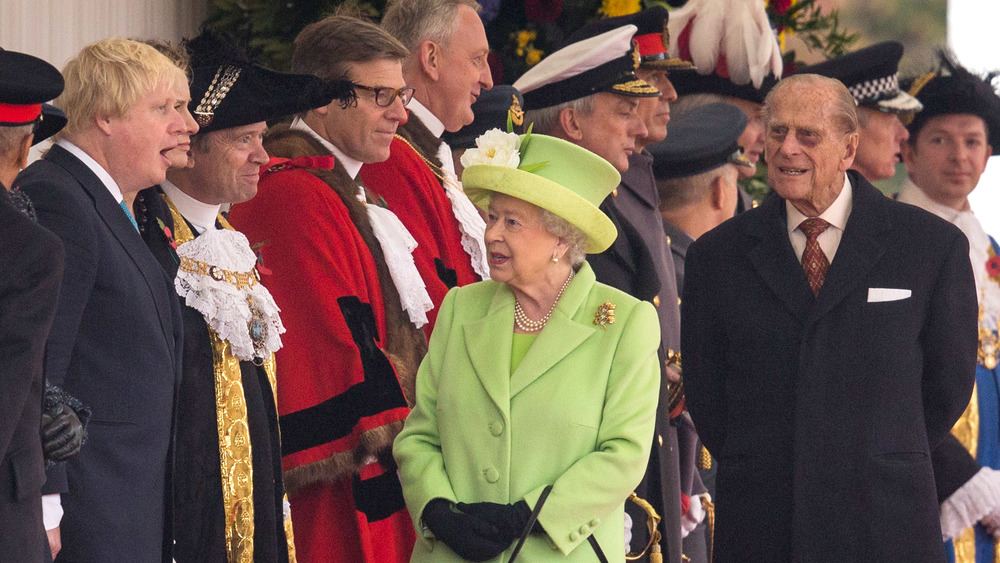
667, 0, 783, 88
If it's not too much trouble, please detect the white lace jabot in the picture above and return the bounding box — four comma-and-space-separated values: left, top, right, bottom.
174, 229, 285, 360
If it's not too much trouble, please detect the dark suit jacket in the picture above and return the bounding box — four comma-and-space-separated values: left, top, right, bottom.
0, 190, 64, 562
682, 171, 978, 562
18, 145, 183, 563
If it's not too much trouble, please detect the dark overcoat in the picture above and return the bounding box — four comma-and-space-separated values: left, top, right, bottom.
682, 171, 978, 562
18, 145, 184, 563
0, 190, 64, 562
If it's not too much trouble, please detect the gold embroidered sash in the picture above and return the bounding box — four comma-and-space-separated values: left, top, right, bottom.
950, 383, 979, 563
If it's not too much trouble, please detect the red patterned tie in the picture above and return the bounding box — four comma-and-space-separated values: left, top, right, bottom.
799, 217, 831, 296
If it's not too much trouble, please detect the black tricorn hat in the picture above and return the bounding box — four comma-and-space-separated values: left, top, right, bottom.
0, 48, 66, 142
649, 102, 753, 180
442, 85, 525, 150
799, 41, 922, 113
563, 7, 695, 71
905, 51, 1000, 155
185, 32, 353, 134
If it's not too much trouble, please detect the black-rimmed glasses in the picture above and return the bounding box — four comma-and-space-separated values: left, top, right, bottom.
353, 84, 415, 108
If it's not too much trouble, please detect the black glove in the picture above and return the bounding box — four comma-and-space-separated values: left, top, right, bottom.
422, 498, 510, 561
41, 403, 85, 462
456, 500, 538, 542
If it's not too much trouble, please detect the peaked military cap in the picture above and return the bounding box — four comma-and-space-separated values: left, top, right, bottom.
185, 33, 352, 134
513, 25, 659, 110
801, 42, 922, 113
563, 7, 695, 71
443, 85, 525, 150
0, 48, 66, 144
649, 102, 753, 179
905, 51, 1000, 155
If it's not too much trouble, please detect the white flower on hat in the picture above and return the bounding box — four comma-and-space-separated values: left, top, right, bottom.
461, 128, 522, 169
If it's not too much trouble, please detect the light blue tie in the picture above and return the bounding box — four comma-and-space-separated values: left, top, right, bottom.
120, 200, 139, 231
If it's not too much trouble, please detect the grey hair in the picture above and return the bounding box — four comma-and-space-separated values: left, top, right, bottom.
524, 94, 595, 136
0, 124, 34, 160
538, 209, 588, 267
381, 0, 481, 53
658, 163, 738, 211
762, 74, 858, 135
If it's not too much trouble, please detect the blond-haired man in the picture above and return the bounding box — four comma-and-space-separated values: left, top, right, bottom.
17, 38, 187, 562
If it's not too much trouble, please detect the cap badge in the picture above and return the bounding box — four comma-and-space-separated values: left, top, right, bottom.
509, 94, 524, 127
194, 65, 241, 127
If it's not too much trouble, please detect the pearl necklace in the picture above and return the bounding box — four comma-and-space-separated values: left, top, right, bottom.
514, 271, 575, 333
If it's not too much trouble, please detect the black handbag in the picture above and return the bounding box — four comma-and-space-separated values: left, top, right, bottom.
507, 485, 609, 563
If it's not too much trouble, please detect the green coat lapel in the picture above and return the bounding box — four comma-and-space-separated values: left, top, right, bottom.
510, 264, 598, 398
464, 285, 515, 414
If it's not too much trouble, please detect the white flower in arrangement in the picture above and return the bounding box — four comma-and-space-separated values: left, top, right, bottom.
461, 128, 522, 169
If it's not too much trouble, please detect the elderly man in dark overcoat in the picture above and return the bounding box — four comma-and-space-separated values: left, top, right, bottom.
682, 73, 979, 562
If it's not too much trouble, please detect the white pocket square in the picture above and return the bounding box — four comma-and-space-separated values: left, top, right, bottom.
867, 288, 911, 302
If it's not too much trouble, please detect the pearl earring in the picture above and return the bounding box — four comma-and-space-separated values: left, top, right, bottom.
551, 256, 559, 262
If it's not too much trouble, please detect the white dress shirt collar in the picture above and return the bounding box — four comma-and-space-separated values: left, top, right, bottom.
56, 139, 124, 203
160, 179, 221, 234
289, 117, 363, 179
786, 173, 854, 263
406, 98, 446, 139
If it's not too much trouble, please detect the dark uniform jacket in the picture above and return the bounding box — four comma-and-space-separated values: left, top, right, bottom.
588, 150, 684, 563
682, 171, 978, 562
18, 144, 184, 563
0, 188, 64, 563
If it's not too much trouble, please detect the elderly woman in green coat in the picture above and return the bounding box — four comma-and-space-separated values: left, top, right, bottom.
393, 130, 661, 562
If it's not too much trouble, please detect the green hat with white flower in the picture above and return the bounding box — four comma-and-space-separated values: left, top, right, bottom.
460, 129, 621, 253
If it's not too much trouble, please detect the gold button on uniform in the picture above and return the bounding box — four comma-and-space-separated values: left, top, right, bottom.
658, 434, 664, 447
652, 295, 660, 307
677, 297, 682, 306
666, 235, 672, 245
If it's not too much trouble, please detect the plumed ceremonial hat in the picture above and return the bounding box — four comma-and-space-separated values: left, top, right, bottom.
0, 48, 67, 144
442, 85, 525, 150
905, 51, 1000, 155
800, 42, 922, 113
513, 25, 659, 110
461, 130, 621, 253
185, 32, 353, 134
649, 102, 753, 179
666, 0, 782, 101
563, 7, 695, 71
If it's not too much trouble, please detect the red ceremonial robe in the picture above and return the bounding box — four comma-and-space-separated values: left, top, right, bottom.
359, 121, 480, 334
229, 148, 418, 563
